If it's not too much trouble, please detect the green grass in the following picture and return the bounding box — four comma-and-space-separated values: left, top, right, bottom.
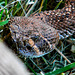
0, 1, 73, 75
54, 0, 63, 10
45, 62, 75, 75
0, 20, 9, 26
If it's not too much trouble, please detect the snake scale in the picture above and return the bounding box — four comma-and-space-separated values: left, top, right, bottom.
3, 0, 75, 58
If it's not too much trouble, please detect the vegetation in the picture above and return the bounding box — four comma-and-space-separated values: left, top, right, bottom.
0, 0, 75, 75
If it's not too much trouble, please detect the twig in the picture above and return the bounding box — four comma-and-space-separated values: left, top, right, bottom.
54, 47, 71, 64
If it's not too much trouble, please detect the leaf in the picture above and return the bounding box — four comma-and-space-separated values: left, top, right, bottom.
0, 20, 9, 26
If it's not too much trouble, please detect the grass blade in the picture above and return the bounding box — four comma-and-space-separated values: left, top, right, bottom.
5, 0, 8, 18
54, 0, 62, 10
45, 62, 75, 75
39, 0, 44, 13
0, 20, 9, 26
25, 63, 37, 75
0, 9, 4, 21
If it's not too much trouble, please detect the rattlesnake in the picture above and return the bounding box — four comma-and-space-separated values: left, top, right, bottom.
31, 0, 75, 39
3, 0, 75, 58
